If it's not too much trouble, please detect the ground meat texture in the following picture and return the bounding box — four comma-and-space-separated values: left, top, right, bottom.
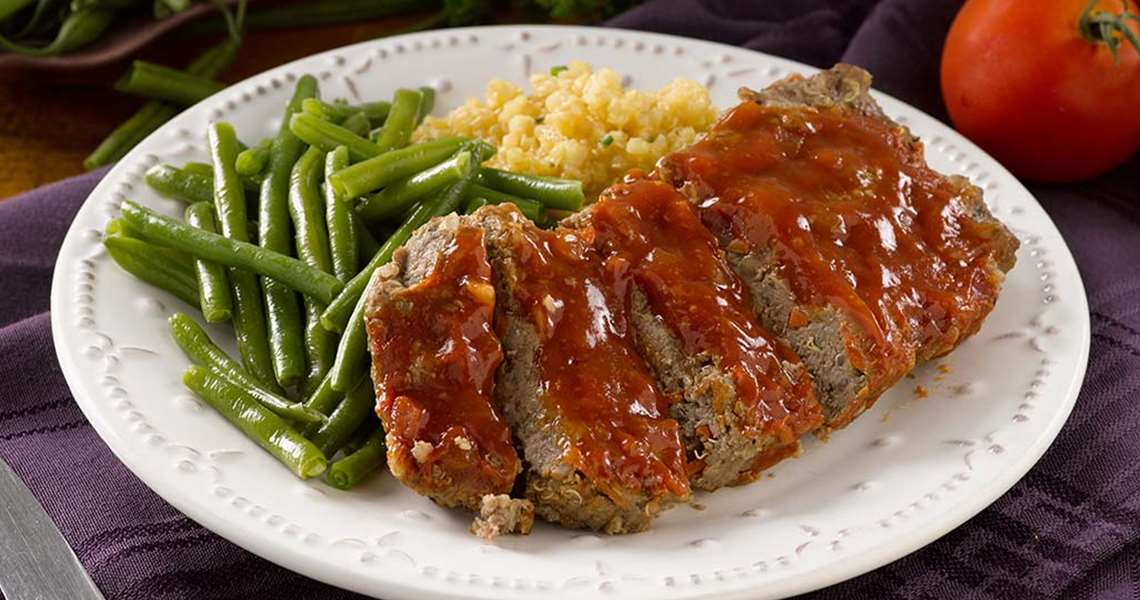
475, 204, 690, 534
364, 215, 521, 510
470, 494, 535, 541
660, 64, 1018, 430
564, 177, 821, 490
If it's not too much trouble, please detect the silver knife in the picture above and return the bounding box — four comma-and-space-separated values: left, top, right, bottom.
0, 456, 106, 600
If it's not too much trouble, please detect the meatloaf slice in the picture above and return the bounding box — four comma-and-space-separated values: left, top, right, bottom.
659, 64, 1019, 430
474, 204, 691, 533
563, 177, 822, 491
364, 214, 521, 510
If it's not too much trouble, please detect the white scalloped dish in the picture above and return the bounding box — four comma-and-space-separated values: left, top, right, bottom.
51, 26, 1089, 600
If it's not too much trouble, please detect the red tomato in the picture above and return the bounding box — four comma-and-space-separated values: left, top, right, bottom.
941, 0, 1140, 182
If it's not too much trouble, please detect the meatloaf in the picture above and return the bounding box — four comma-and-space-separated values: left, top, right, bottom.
659, 64, 1019, 429
475, 204, 691, 533
563, 177, 822, 490
364, 214, 521, 510
470, 494, 536, 541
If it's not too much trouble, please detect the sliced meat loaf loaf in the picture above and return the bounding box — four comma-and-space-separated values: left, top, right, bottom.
364, 214, 521, 510
659, 64, 1019, 429
475, 204, 691, 533
563, 177, 822, 490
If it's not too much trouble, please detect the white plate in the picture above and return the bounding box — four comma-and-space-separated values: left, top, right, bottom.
51, 26, 1089, 600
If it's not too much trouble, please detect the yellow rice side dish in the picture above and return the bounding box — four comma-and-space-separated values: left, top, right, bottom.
412, 61, 719, 198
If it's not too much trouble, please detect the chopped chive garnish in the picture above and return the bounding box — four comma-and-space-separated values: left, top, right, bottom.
550, 65, 568, 76
600, 134, 614, 147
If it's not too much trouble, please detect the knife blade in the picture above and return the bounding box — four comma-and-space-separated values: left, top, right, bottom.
0, 456, 105, 600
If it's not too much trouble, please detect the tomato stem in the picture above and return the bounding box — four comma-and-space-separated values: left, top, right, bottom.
1079, 0, 1140, 63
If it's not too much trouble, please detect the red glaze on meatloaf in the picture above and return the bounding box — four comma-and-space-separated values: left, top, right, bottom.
570, 176, 821, 489
365, 218, 521, 510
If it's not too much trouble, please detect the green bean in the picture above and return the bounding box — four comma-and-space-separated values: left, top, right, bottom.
350, 101, 391, 125
302, 98, 390, 126
352, 213, 381, 261
289, 112, 382, 162
179, 161, 208, 176
182, 365, 328, 478
103, 235, 199, 309
146, 164, 213, 204
184, 203, 232, 323
145, 164, 261, 213
260, 75, 318, 389
465, 183, 545, 222
302, 369, 341, 428
321, 172, 472, 334
288, 147, 334, 279
476, 167, 584, 211
372, 88, 421, 153
509, 198, 545, 223
114, 61, 226, 105
328, 428, 385, 489
209, 123, 252, 242
104, 217, 143, 239
301, 98, 344, 122
289, 147, 337, 394
0, 7, 113, 56
235, 138, 272, 176
84, 103, 172, 170
310, 375, 375, 457
462, 182, 525, 206
168, 313, 326, 423
466, 138, 498, 163
416, 86, 435, 124
341, 421, 375, 454
356, 150, 469, 222
303, 301, 338, 391
207, 122, 277, 387
325, 179, 472, 391
120, 200, 344, 305
339, 112, 371, 138
328, 287, 369, 391
464, 197, 488, 214
325, 147, 357, 282
84, 39, 239, 169
545, 208, 574, 221
327, 137, 465, 199
214, 162, 262, 194
301, 364, 367, 437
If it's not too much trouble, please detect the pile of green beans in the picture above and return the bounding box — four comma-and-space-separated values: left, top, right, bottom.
109, 73, 585, 489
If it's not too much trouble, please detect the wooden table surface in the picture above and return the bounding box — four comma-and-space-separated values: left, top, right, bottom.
0, 12, 516, 201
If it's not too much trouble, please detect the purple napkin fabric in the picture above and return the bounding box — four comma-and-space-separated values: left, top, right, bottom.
1, 1, 1138, 598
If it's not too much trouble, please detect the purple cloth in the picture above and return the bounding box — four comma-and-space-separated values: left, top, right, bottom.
1, 1, 1137, 598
